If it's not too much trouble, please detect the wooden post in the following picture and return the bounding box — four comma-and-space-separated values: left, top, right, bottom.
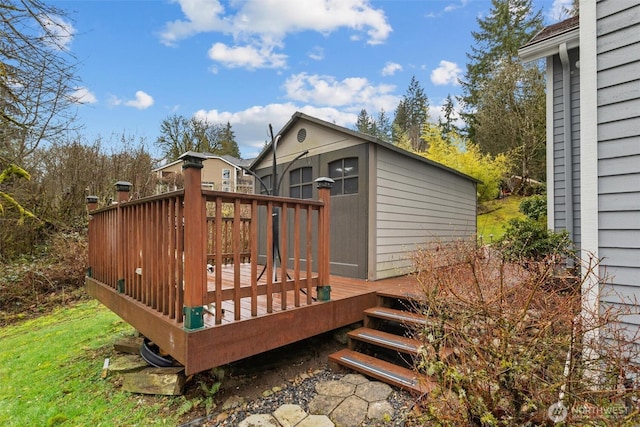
86, 195, 98, 212
180, 152, 208, 330
315, 177, 334, 301
115, 182, 132, 293
86, 196, 99, 278
115, 181, 132, 203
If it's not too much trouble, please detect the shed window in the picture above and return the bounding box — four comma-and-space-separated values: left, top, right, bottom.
259, 174, 272, 195
289, 167, 313, 199
328, 158, 358, 196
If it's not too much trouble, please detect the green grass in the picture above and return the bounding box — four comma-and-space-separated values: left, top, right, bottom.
477, 195, 525, 243
0, 300, 181, 426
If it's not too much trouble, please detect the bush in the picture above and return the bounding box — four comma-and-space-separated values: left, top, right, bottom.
498, 218, 573, 263
0, 231, 88, 325
409, 242, 640, 426
519, 195, 546, 221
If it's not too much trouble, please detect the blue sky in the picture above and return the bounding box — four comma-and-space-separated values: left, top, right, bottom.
56, 0, 573, 160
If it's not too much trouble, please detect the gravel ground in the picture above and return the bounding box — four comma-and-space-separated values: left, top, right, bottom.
181, 368, 417, 426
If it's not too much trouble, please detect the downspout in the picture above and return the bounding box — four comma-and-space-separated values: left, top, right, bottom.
559, 42, 574, 242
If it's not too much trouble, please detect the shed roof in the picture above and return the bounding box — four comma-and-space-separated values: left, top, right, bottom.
250, 111, 479, 184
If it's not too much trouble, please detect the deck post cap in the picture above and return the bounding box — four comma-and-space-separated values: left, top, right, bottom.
86, 195, 98, 203
115, 181, 133, 192
179, 151, 207, 169
315, 177, 335, 189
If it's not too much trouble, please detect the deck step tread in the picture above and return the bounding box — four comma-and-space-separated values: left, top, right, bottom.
328, 348, 433, 394
374, 289, 422, 301
364, 306, 426, 326
348, 327, 421, 355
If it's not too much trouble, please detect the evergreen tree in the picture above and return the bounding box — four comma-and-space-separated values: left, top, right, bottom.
438, 94, 458, 141
355, 109, 374, 135
375, 109, 392, 141
460, 0, 543, 135
459, 0, 546, 182
392, 76, 429, 151
219, 121, 241, 158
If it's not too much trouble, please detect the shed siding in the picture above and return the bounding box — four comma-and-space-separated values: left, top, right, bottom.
551, 49, 581, 249
596, 1, 640, 338
374, 149, 476, 279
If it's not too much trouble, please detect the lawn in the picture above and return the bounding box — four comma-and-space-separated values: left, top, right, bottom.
0, 300, 182, 426
477, 195, 525, 243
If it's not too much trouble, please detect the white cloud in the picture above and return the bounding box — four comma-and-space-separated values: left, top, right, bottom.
208, 42, 287, 69
70, 87, 97, 104
161, 0, 391, 69
443, 0, 469, 13
40, 14, 76, 50
283, 72, 398, 110
123, 91, 154, 110
159, 0, 230, 46
381, 62, 402, 76
430, 60, 462, 86
195, 102, 357, 158
308, 46, 324, 61
548, 0, 573, 22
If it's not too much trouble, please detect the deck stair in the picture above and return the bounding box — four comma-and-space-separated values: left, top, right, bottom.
329, 291, 435, 395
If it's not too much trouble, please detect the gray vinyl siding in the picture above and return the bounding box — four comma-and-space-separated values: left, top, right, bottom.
374, 149, 476, 279
551, 49, 581, 249
596, 1, 640, 337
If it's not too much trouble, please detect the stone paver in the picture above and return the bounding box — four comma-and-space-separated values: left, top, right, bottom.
367, 400, 394, 421
238, 413, 280, 426
355, 381, 392, 402
235, 375, 401, 427
308, 395, 344, 415
273, 404, 308, 427
331, 395, 367, 427
315, 380, 355, 397
296, 415, 334, 427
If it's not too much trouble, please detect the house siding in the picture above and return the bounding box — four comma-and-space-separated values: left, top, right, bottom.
374, 149, 476, 279
596, 1, 640, 335
551, 49, 581, 249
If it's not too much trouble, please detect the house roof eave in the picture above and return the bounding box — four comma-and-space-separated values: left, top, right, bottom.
518, 27, 580, 62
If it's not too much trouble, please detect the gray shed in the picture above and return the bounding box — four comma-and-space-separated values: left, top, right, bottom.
250, 112, 478, 281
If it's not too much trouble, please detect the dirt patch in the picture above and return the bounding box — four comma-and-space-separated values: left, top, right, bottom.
176, 329, 347, 423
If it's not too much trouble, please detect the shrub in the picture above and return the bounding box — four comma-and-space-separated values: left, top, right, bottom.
0, 231, 88, 325
519, 195, 547, 221
409, 242, 640, 426
498, 218, 573, 263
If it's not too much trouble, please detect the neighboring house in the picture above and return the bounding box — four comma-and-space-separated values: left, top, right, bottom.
250, 112, 478, 281
153, 153, 254, 194
519, 1, 640, 356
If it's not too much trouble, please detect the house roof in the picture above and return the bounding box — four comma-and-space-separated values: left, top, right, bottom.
153, 152, 253, 173
250, 111, 480, 184
519, 15, 579, 62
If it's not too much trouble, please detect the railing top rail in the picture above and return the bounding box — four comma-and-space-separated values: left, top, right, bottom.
90, 189, 185, 214
202, 189, 324, 207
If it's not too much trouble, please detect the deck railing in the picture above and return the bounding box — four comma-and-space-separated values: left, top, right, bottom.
86, 153, 332, 330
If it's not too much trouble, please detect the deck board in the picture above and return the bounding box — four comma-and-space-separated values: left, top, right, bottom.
200, 266, 423, 327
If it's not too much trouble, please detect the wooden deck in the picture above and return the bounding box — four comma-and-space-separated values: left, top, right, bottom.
86, 158, 422, 376
87, 264, 421, 375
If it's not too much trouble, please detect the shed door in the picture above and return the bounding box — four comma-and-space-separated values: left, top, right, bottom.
322, 146, 367, 279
